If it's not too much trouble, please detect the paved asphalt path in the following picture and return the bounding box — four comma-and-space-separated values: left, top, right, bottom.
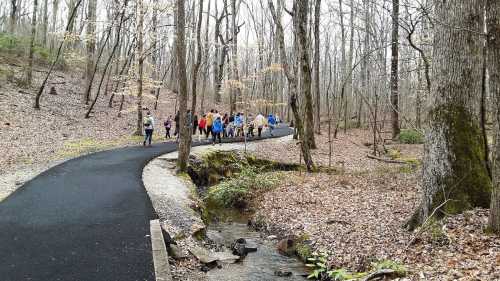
0, 126, 292, 281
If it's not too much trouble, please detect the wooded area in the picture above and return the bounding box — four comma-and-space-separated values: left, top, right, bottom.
1, 0, 500, 271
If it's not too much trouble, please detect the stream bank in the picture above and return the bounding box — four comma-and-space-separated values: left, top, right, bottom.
142, 141, 310, 280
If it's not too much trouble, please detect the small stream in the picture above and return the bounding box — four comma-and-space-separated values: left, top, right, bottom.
187, 150, 309, 280
205, 220, 308, 281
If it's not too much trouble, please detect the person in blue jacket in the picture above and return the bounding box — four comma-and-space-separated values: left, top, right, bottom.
268, 114, 276, 136
212, 116, 223, 145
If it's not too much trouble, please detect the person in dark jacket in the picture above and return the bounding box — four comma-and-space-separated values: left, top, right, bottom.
192, 115, 198, 135
211, 117, 223, 145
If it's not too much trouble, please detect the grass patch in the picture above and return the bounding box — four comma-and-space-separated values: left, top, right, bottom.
399, 129, 424, 144
55, 134, 166, 159
57, 138, 112, 158
296, 234, 313, 262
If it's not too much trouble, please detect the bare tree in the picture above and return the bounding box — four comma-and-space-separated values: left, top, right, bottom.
84, 0, 97, 104
34, 0, 83, 109
268, 0, 315, 171
176, 0, 191, 172
191, 0, 204, 116
9, 0, 17, 34
24, 0, 38, 87
313, 0, 321, 134
50, 0, 59, 51
297, 0, 316, 149
134, 0, 144, 136
390, 0, 400, 139
40, 0, 48, 46
488, 0, 500, 234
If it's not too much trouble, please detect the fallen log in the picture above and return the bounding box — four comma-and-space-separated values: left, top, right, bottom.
366, 154, 407, 164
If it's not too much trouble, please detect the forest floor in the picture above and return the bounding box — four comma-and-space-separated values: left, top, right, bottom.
251, 130, 500, 280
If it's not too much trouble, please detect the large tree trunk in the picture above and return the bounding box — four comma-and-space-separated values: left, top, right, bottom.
407, 0, 491, 230
313, 0, 321, 134
390, 0, 400, 139
269, 0, 314, 171
24, 0, 38, 87
84, 0, 97, 104
488, 0, 500, 234
176, 0, 191, 172
134, 0, 144, 136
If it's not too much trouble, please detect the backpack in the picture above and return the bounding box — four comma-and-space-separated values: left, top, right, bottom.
164, 120, 171, 128
212, 119, 223, 133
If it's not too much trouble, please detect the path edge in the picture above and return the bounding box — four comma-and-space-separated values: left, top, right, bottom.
150, 219, 172, 281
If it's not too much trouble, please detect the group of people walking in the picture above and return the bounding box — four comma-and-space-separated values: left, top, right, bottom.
142, 109, 280, 146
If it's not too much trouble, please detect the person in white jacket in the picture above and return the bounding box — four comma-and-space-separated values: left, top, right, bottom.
254, 113, 266, 137
143, 112, 155, 146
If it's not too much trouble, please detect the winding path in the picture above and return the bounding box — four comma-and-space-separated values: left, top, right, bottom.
0, 127, 291, 281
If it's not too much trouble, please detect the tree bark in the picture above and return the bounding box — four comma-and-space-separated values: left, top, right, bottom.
199, 0, 211, 114
313, 0, 321, 134
390, 0, 400, 139
40, 0, 48, 46
407, 0, 491, 230
84, 0, 97, 104
176, 0, 191, 172
191, 0, 204, 116
230, 0, 240, 114
24, 0, 38, 87
50, 0, 59, 51
134, 0, 144, 136
487, 0, 500, 234
296, 0, 316, 149
9, 0, 17, 34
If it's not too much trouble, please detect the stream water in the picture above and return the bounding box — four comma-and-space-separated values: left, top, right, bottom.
205, 221, 308, 281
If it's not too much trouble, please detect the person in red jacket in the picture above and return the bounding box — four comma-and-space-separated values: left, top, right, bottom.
198, 114, 207, 136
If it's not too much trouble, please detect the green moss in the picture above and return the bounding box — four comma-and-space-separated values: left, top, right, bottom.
387, 148, 401, 159
193, 229, 206, 241
296, 242, 313, 262
429, 104, 492, 216
398, 165, 416, 174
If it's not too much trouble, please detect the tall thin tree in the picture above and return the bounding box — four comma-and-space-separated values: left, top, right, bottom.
176, 0, 191, 172
390, 0, 400, 139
